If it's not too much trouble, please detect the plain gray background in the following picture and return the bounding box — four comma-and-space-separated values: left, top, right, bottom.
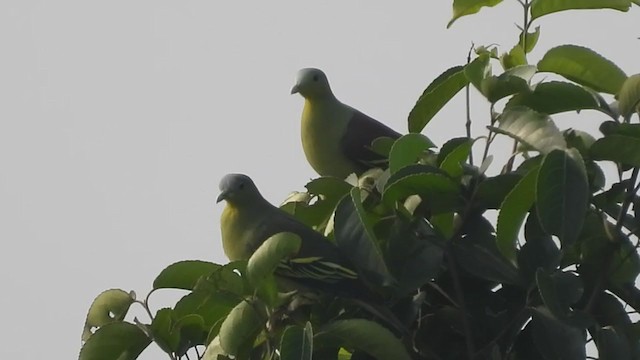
0, 1, 637, 358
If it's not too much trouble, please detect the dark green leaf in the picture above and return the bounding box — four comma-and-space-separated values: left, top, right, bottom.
506, 81, 603, 115
496, 166, 539, 261
280, 323, 313, 360
597, 326, 632, 360
193, 261, 249, 297
79, 322, 151, 360
408, 66, 469, 133
491, 107, 566, 153
153, 261, 221, 291
389, 134, 435, 173
519, 211, 561, 284
600, 122, 640, 137
439, 138, 472, 178
481, 65, 536, 103
536, 149, 589, 246
618, 74, 640, 117
448, 0, 504, 27
591, 135, 640, 167
82, 289, 136, 341
609, 236, 640, 286
536, 270, 584, 319
173, 291, 239, 330
386, 218, 444, 295
453, 232, 522, 285
531, 308, 586, 360
150, 308, 179, 354
382, 165, 460, 214
335, 188, 395, 287
537, 45, 627, 94
315, 319, 412, 360
531, 0, 632, 19
474, 174, 522, 209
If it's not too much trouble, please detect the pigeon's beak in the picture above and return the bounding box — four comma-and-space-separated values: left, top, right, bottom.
290, 84, 300, 95
216, 191, 228, 203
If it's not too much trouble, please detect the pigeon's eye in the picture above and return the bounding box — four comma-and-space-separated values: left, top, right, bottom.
312, 75, 319, 81
238, 183, 245, 190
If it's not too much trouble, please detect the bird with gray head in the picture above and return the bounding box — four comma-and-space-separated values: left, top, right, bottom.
291, 68, 401, 179
216, 173, 360, 291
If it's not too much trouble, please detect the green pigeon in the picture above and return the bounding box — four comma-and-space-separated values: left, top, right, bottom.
291, 68, 401, 178
216, 173, 359, 290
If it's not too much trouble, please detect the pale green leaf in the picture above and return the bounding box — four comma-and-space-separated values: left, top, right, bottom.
491, 107, 566, 153
618, 74, 640, 117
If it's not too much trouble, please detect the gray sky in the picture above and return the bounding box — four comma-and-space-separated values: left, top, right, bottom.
0, 1, 637, 358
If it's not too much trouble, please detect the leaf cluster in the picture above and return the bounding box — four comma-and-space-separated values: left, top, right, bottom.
80, 1, 640, 359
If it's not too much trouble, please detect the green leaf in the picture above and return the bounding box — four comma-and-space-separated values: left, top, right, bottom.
448, 0, 504, 27
609, 236, 640, 286
79, 322, 151, 360
246, 232, 302, 286
536, 149, 589, 246
531, 308, 587, 360
315, 319, 412, 360
382, 165, 460, 214
153, 261, 221, 291
591, 135, 640, 167
618, 74, 640, 118
150, 308, 179, 354
173, 291, 238, 331
520, 26, 540, 53
335, 188, 395, 287
408, 66, 469, 133
507, 81, 603, 115
281, 177, 353, 229
439, 138, 472, 178
280, 323, 313, 360
496, 166, 539, 261
500, 44, 527, 70
596, 326, 632, 360
518, 213, 561, 284
531, 0, 632, 19
218, 299, 263, 357
538, 45, 627, 94
481, 65, 536, 103
475, 174, 522, 209
465, 54, 491, 92
386, 217, 444, 295
193, 261, 249, 297
82, 289, 136, 341
453, 232, 522, 285
389, 133, 435, 173
491, 107, 566, 153
536, 270, 584, 320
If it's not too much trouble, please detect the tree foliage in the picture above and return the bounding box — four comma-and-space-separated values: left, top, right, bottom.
80, 1, 640, 359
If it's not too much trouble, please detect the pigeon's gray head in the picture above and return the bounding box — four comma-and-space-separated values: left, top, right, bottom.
216, 173, 261, 205
290, 68, 333, 99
